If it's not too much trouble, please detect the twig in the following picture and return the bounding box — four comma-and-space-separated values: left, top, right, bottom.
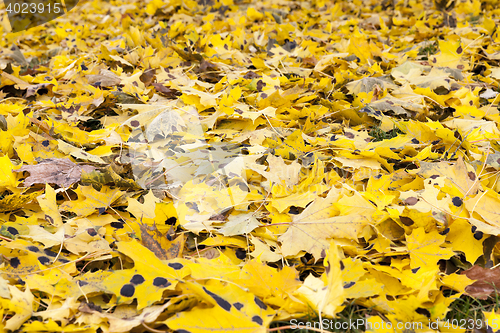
141, 322, 167, 333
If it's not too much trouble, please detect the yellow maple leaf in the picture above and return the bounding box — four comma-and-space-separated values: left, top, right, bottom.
1, 285, 34, 330
406, 228, 455, 269
0, 155, 19, 188
37, 184, 63, 227
429, 38, 468, 70
60, 185, 123, 217
166, 280, 275, 333
295, 241, 344, 319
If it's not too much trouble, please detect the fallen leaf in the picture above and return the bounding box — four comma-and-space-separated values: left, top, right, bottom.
18, 158, 96, 188
463, 266, 500, 299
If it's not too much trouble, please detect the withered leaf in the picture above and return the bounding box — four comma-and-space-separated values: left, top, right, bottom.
86, 69, 121, 87
139, 68, 156, 86
152, 83, 180, 98
463, 266, 500, 300
18, 158, 96, 188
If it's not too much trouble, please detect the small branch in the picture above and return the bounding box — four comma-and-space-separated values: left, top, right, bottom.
141, 322, 167, 333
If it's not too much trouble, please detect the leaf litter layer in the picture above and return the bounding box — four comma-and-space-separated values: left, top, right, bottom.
1, 0, 500, 331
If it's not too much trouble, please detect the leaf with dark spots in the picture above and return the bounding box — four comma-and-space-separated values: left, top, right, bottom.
10, 257, 20, 268
256, 80, 266, 92
440, 227, 450, 235
153, 277, 171, 288
130, 274, 145, 285
87, 228, 98, 236
27, 246, 39, 252
343, 281, 355, 288
111, 222, 125, 229
452, 196, 463, 207
233, 302, 244, 310
344, 132, 355, 139
166, 217, 177, 225
44, 249, 57, 257
168, 262, 184, 270
254, 296, 267, 310
120, 284, 135, 297
251, 315, 263, 325
468, 171, 476, 181
7, 227, 18, 235
38, 256, 51, 265
203, 286, 232, 311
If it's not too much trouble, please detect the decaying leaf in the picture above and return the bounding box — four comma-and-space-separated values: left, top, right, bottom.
18, 158, 96, 188
463, 266, 500, 300
86, 69, 121, 87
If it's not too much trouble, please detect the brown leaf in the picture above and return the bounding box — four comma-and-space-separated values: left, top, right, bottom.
404, 197, 419, 205
208, 214, 226, 222
0, 115, 6, 131
243, 71, 260, 79
302, 56, 318, 67
462, 265, 500, 299
139, 68, 156, 86
152, 83, 180, 98
86, 69, 121, 87
18, 158, 96, 188
198, 59, 218, 72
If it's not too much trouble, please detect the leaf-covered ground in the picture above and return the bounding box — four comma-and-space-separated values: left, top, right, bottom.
2, 0, 500, 331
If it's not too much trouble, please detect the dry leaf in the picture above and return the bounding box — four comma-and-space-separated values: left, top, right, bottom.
18, 158, 96, 187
